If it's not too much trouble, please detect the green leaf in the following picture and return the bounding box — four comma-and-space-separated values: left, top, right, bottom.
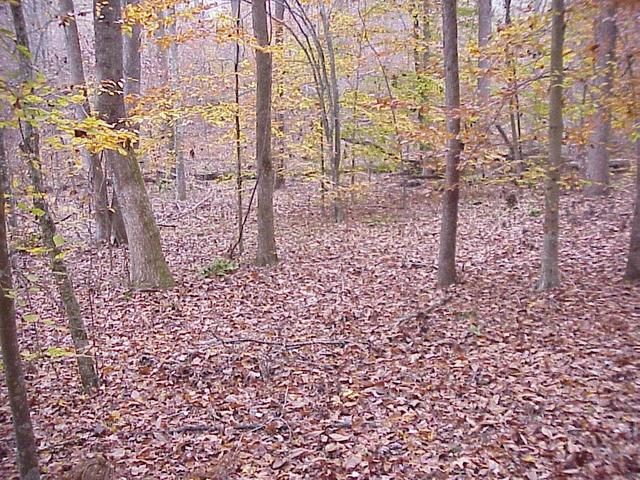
44, 346, 74, 358
31, 207, 46, 217
23, 313, 39, 323
52, 234, 65, 247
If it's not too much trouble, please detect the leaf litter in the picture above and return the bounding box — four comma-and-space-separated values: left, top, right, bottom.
1, 175, 639, 479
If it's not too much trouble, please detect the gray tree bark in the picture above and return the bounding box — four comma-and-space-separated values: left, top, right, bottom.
123, 0, 141, 100
437, 0, 463, 288
167, 6, 186, 201
231, 0, 243, 253
231, 0, 244, 254
12, 0, 100, 392
538, 0, 565, 291
0, 126, 40, 480
319, 2, 343, 222
477, 0, 491, 104
274, 0, 286, 190
412, 0, 432, 176
585, 0, 616, 196
93, 0, 175, 289
59, 0, 111, 243
624, 123, 640, 282
0, 128, 17, 228
253, 0, 278, 266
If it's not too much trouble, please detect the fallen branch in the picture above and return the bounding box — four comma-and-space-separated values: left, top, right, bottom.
200, 335, 358, 350
395, 295, 449, 328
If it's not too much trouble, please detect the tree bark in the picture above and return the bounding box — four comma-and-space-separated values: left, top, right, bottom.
167, 6, 187, 201
538, 0, 565, 291
624, 124, 640, 281
585, 0, 616, 196
504, 0, 523, 174
274, 0, 286, 190
477, 0, 491, 104
232, 0, 243, 253
0, 128, 17, 228
413, 0, 432, 176
12, 0, 100, 392
123, 0, 141, 100
59, 0, 111, 243
437, 0, 462, 288
93, 0, 175, 289
320, 2, 343, 222
0, 131, 40, 480
253, 0, 278, 266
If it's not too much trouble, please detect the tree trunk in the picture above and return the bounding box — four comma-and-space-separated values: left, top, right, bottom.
123, 0, 141, 101
413, 0, 432, 176
12, 0, 100, 392
437, 0, 462, 288
274, 0, 286, 190
167, 6, 187, 201
59, 0, 111, 243
538, 0, 565, 291
232, 0, 243, 253
0, 135, 40, 480
504, 0, 523, 174
0, 128, 17, 228
624, 124, 640, 281
93, 0, 175, 289
253, 0, 278, 266
477, 0, 491, 104
585, 0, 616, 196
320, 2, 343, 222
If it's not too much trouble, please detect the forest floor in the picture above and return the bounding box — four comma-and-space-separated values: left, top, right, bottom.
1, 174, 639, 479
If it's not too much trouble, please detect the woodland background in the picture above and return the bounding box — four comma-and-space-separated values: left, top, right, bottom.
0, 0, 639, 478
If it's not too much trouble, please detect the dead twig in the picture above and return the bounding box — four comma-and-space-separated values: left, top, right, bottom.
395, 295, 449, 329
200, 334, 359, 350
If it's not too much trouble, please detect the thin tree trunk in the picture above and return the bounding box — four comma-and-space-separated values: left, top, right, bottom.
0, 122, 39, 480
232, 0, 243, 253
0, 153, 41, 480
413, 0, 432, 176
504, 0, 523, 174
538, 0, 564, 291
12, 0, 99, 392
477, 0, 491, 104
477, 0, 491, 176
585, 0, 616, 196
437, 0, 462, 288
156, 9, 174, 177
59, 0, 111, 243
93, 0, 175, 289
320, 2, 343, 222
167, 6, 186, 201
274, 0, 286, 189
253, 0, 278, 266
123, 0, 141, 101
0, 128, 17, 228
624, 122, 640, 281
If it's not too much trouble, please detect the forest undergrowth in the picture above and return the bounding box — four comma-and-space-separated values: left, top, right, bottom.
1, 175, 639, 479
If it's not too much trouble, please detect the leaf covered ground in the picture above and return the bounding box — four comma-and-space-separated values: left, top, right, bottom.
1, 175, 639, 479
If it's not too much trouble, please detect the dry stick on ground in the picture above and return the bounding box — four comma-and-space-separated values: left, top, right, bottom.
394, 294, 449, 328
201, 334, 358, 350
